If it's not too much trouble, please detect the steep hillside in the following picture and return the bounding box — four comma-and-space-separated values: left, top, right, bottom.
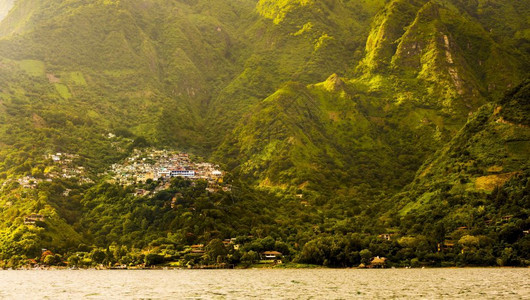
217, 0, 530, 197
0, 0, 258, 150
362, 0, 529, 104
217, 75, 440, 195
396, 80, 529, 221
386, 81, 530, 265
205, 0, 388, 145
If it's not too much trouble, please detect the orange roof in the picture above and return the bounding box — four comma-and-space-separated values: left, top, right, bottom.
371, 256, 386, 264
263, 251, 282, 255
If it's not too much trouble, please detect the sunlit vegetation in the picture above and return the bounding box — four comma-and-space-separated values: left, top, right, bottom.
0, 0, 529, 268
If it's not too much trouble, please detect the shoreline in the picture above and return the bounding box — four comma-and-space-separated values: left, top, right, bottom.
3, 265, 528, 271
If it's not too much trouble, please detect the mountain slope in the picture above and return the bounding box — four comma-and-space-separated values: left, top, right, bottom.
216, 0, 530, 197
0, 0, 260, 150
385, 80, 530, 264
217, 75, 439, 195
396, 80, 529, 218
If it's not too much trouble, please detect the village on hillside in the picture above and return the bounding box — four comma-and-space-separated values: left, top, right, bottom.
106, 148, 230, 194
1, 152, 93, 190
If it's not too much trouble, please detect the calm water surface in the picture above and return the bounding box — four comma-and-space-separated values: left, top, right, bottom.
0, 268, 528, 299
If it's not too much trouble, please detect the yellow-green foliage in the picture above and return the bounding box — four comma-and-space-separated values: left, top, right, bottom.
66, 72, 87, 86
363, 0, 429, 72
257, 0, 314, 24
292, 22, 313, 36
54, 83, 72, 99
17, 60, 44, 77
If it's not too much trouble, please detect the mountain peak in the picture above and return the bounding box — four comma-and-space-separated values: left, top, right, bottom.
323, 73, 344, 92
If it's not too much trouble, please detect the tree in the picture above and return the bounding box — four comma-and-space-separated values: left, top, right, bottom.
299, 239, 325, 265
241, 250, 259, 265
67, 255, 80, 267
360, 249, 372, 265
145, 253, 164, 266
261, 236, 275, 250
43, 254, 57, 265
90, 249, 106, 264
206, 239, 227, 264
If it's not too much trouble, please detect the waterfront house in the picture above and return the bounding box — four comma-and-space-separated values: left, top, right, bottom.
191, 244, 205, 254
261, 251, 282, 260
370, 256, 386, 268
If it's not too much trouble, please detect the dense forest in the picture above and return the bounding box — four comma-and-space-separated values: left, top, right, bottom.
0, 0, 528, 268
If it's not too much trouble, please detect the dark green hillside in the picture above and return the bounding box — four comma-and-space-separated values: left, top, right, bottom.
216, 0, 530, 197
205, 0, 388, 139
387, 81, 530, 265
217, 75, 440, 195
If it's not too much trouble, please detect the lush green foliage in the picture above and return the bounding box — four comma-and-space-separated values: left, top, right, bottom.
0, 0, 529, 268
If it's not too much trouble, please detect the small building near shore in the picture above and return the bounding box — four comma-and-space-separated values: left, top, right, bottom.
370, 256, 387, 268
190, 244, 205, 254
261, 251, 282, 260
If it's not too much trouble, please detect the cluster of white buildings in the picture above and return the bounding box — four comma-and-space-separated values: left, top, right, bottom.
15, 176, 46, 189
2, 153, 93, 190
108, 149, 226, 190
45, 153, 93, 184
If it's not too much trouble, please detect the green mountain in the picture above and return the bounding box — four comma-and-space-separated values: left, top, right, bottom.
0, 0, 528, 267
397, 80, 530, 218
387, 80, 530, 265
218, 0, 529, 195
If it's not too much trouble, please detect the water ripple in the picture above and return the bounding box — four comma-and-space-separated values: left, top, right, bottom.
0, 268, 528, 299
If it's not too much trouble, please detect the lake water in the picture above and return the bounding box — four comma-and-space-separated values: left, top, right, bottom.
0, 268, 528, 299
